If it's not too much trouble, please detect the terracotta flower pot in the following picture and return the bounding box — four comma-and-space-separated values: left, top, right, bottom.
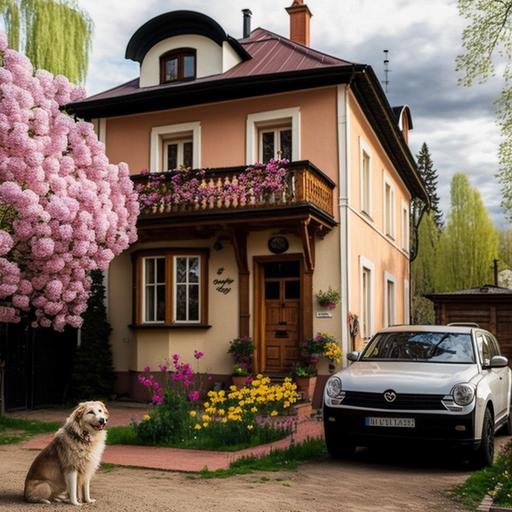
232, 375, 248, 388
295, 376, 317, 402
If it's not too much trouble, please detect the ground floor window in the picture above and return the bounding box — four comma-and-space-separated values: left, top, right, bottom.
361, 266, 372, 340
384, 272, 396, 328
136, 250, 208, 325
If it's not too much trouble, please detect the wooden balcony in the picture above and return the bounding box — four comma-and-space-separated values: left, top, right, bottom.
134, 160, 336, 229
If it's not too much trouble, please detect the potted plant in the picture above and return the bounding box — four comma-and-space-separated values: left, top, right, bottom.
316, 287, 341, 309
232, 364, 250, 387
293, 364, 318, 402
228, 336, 254, 386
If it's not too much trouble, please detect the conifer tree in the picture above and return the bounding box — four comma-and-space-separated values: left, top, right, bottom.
68, 270, 114, 400
416, 142, 443, 228
435, 173, 499, 291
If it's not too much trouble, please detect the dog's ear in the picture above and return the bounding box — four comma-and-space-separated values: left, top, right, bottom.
74, 402, 88, 422
98, 401, 109, 418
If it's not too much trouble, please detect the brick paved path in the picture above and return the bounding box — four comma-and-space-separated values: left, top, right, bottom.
16, 402, 324, 472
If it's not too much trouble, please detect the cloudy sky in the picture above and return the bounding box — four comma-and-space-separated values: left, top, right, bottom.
79, 0, 507, 227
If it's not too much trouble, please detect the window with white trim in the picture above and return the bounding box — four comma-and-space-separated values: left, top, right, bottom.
174, 256, 200, 323
150, 122, 201, 173
258, 125, 292, 162
143, 257, 166, 323
360, 143, 371, 216
385, 277, 396, 327
401, 203, 409, 251
163, 137, 193, 170
137, 251, 207, 325
384, 179, 395, 238
361, 266, 372, 340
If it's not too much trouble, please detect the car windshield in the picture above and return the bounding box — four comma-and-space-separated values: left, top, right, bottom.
361, 331, 475, 363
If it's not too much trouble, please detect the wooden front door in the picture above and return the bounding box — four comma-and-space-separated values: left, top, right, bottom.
263, 261, 301, 372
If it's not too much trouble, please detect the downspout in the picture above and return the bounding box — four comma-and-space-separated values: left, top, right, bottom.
337, 78, 352, 366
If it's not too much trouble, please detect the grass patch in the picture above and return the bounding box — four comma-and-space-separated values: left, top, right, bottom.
453, 466, 497, 509
0, 416, 60, 445
106, 424, 290, 452
197, 437, 326, 479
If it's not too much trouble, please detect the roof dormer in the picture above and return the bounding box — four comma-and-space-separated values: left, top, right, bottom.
391, 105, 413, 144
125, 10, 251, 88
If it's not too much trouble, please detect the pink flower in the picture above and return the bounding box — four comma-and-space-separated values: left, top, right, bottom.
188, 391, 200, 402
193, 350, 204, 360
144, 366, 150, 373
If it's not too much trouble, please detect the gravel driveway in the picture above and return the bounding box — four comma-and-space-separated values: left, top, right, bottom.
0, 442, 474, 512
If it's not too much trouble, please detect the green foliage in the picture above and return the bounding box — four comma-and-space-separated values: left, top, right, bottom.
198, 437, 327, 479
500, 228, 512, 267
434, 173, 499, 291
417, 142, 443, 228
68, 270, 114, 401
0, 0, 93, 83
0, 416, 60, 444
411, 213, 439, 324
454, 439, 512, 508
133, 390, 193, 445
315, 287, 341, 307
456, 0, 512, 220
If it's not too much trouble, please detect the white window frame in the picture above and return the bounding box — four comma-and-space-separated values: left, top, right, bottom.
142, 256, 166, 324
246, 107, 300, 164
404, 279, 410, 324
359, 256, 375, 341
383, 172, 396, 239
258, 125, 292, 162
173, 255, 201, 324
150, 122, 201, 172
401, 201, 410, 252
359, 138, 372, 217
384, 271, 397, 328
162, 137, 194, 171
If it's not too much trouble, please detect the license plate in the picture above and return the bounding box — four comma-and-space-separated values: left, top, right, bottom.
365, 417, 415, 428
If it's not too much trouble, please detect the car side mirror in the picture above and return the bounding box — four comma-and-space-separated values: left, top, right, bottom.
489, 355, 509, 368
347, 351, 360, 362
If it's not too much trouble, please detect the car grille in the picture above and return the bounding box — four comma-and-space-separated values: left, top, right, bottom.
341, 391, 445, 410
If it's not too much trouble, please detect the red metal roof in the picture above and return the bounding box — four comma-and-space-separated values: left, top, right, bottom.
82, 28, 355, 103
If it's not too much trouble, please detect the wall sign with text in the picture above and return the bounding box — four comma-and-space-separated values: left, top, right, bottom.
213, 267, 234, 295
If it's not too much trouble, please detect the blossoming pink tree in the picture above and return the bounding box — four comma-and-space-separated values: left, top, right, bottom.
0, 33, 139, 330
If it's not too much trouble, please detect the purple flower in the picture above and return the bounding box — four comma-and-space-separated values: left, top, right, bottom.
188, 390, 200, 401
193, 350, 204, 360
143, 366, 150, 373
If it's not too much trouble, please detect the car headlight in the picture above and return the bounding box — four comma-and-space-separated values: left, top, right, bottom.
452, 383, 475, 406
326, 376, 342, 398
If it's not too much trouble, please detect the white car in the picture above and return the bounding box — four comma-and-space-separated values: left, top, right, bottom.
323, 325, 512, 467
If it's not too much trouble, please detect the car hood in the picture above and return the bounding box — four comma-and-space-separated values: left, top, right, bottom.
336, 361, 480, 395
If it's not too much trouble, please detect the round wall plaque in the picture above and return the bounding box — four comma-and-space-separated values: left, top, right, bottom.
268, 235, 289, 254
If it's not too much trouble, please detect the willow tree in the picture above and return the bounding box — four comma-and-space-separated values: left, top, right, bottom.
435, 173, 499, 291
0, 0, 92, 83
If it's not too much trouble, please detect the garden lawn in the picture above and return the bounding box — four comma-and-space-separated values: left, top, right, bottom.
106, 424, 291, 452
0, 416, 59, 445
454, 440, 512, 509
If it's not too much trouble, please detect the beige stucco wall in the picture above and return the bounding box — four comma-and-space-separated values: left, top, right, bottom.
104, 87, 340, 193
347, 90, 411, 349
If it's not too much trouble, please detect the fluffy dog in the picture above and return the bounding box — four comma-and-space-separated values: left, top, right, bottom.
24, 401, 109, 505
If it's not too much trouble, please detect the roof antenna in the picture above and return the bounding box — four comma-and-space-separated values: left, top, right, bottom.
383, 49, 391, 93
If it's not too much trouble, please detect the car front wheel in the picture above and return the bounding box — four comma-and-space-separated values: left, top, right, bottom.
324, 422, 355, 459
470, 408, 495, 469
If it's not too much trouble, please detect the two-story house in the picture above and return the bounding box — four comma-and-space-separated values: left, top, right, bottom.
66, 1, 427, 404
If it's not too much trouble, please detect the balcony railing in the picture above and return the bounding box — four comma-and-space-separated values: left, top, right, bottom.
134, 160, 335, 220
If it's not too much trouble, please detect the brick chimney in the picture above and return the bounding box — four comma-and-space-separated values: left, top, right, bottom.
286, 0, 313, 47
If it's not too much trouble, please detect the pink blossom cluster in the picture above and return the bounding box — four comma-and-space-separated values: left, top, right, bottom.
135, 159, 288, 211
0, 32, 139, 329
138, 351, 206, 405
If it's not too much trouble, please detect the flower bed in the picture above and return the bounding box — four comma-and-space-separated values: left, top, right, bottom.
130, 353, 299, 451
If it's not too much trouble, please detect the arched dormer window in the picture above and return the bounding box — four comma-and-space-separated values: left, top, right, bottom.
160, 48, 196, 84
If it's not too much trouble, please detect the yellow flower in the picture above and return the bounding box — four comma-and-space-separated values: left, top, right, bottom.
194, 424, 202, 430
250, 406, 257, 413
189, 411, 197, 417
143, 414, 151, 421
201, 414, 211, 422
203, 422, 209, 428
270, 410, 278, 417
247, 424, 254, 430
218, 409, 225, 416
283, 401, 290, 408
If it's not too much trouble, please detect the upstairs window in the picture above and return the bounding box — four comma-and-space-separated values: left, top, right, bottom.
163, 136, 193, 170
384, 178, 396, 239
258, 125, 292, 162
360, 144, 371, 216
160, 48, 196, 84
